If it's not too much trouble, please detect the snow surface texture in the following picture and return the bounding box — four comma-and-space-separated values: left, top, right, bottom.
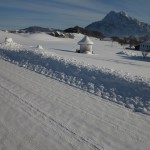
0, 37, 150, 115
1, 59, 150, 150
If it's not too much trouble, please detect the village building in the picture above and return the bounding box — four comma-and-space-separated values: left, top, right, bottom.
78, 36, 94, 54
140, 41, 150, 57
50, 31, 65, 38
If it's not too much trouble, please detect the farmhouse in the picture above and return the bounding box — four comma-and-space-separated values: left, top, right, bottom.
140, 41, 150, 57
50, 31, 65, 38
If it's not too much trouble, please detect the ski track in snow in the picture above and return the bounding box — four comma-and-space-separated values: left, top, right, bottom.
0, 59, 150, 150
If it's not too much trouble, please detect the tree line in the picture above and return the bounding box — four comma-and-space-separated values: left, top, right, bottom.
111, 35, 150, 48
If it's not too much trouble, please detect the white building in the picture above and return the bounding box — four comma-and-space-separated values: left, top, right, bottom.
140, 41, 150, 57
78, 36, 94, 54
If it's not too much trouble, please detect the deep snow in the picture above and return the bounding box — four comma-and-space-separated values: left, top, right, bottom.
0, 59, 150, 150
0, 31, 150, 150
0, 31, 150, 114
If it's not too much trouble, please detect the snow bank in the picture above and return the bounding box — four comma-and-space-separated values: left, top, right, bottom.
36, 44, 43, 49
0, 40, 150, 115
0, 37, 23, 50
5, 37, 13, 43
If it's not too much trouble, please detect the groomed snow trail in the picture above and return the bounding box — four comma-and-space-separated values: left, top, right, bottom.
0, 59, 150, 150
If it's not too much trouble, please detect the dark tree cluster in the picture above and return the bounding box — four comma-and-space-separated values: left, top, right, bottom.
111, 35, 150, 48
64, 26, 104, 39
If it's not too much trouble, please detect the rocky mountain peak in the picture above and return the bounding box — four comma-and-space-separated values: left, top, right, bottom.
85, 11, 150, 37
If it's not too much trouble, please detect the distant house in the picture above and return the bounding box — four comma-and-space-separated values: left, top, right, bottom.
51, 32, 55, 36
50, 31, 65, 38
78, 36, 94, 54
139, 41, 150, 57
61, 33, 66, 38
54, 31, 61, 37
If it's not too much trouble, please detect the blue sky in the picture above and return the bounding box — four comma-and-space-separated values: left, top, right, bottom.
0, 0, 150, 30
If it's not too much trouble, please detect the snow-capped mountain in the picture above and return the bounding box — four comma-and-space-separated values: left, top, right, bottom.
85, 11, 150, 37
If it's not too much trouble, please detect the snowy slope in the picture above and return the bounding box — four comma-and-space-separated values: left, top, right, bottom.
0, 30, 150, 150
0, 31, 150, 114
0, 59, 150, 150
0, 31, 150, 78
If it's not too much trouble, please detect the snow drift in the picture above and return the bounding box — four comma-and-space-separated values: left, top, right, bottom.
0, 38, 150, 115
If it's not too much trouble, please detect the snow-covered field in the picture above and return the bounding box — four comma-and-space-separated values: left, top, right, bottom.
0, 31, 150, 150
0, 31, 150, 114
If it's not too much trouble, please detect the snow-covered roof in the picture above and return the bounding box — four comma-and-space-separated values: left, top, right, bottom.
140, 41, 150, 46
55, 31, 61, 35
78, 36, 93, 45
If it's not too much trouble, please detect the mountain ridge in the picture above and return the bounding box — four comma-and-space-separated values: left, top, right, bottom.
85, 11, 150, 37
